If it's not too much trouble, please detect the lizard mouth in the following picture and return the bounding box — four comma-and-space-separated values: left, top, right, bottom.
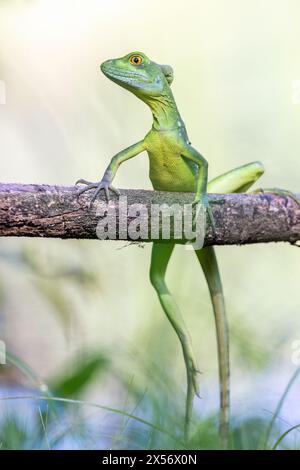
101, 64, 150, 86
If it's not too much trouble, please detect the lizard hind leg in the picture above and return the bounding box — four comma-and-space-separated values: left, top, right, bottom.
207, 161, 265, 194
150, 241, 199, 441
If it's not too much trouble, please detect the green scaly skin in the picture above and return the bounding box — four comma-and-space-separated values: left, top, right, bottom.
76, 51, 268, 447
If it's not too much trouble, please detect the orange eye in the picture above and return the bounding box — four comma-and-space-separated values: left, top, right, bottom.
129, 55, 143, 66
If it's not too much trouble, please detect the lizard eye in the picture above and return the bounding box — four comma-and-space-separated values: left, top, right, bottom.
129, 55, 143, 66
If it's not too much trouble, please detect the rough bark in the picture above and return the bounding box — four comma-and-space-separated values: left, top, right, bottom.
0, 183, 300, 245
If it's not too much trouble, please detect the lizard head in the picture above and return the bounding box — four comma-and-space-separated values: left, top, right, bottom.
100, 52, 174, 102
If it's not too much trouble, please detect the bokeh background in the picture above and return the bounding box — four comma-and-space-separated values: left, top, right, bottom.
0, 0, 300, 449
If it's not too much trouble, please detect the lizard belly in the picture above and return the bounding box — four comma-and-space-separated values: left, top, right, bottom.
147, 141, 197, 193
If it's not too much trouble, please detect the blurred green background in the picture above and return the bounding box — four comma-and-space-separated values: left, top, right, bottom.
0, 0, 300, 449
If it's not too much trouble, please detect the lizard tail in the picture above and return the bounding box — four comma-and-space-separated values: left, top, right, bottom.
195, 245, 230, 449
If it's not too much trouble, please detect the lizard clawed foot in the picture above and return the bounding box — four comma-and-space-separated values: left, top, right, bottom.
183, 350, 201, 441
252, 187, 300, 208
252, 188, 300, 248
76, 178, 120, 205
192, 194, 216, 237
187, 355, 201, 398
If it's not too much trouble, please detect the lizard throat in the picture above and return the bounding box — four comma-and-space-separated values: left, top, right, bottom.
147, 96, 182, 131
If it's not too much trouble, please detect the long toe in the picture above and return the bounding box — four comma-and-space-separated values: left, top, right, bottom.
191, 368, 200, 397
110, 185, 120, 196
91, 185, 104, 203
75, 179, 93, 186
78, 183, 98, 195
186, 355, 200, 398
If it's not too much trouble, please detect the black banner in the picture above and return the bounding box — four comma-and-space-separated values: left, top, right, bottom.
0, 449, 295, 466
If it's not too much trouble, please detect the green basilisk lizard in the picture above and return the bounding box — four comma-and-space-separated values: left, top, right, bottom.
76, 51, 279, 447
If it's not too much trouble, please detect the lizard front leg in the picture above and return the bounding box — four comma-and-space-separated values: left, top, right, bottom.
180, 145, 215, 232
76, 140, 146, 204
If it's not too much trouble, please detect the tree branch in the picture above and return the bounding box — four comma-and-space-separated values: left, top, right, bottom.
0, 183, 300, 245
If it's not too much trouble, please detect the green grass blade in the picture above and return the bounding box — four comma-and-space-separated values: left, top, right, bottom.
0, 395, 182, 445
271, 423, 300, 450
263, 368, 300, 449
